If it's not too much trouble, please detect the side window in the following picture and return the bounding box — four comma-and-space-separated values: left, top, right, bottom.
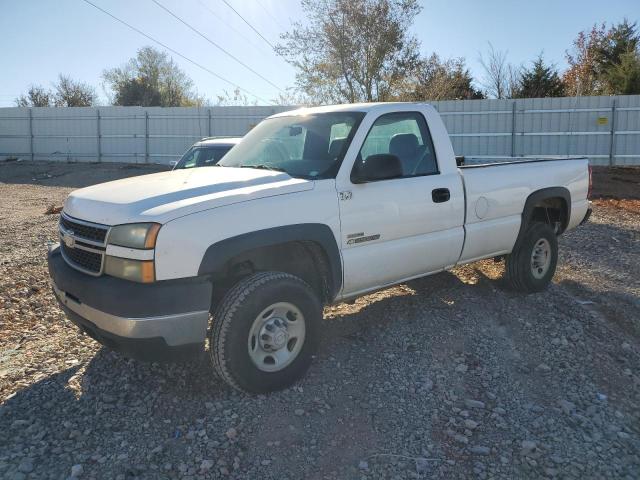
181, 149, 198, 168
357, 112, 438, 177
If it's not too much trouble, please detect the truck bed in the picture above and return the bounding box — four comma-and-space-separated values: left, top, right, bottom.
458, 156, 588, 167
456, 156, 590, 264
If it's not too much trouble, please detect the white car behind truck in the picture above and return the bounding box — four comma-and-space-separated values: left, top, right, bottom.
48, 102, 592, 393
172, 137, 242, 170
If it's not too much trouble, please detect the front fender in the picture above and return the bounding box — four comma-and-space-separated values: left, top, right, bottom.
197, 224, 343, 298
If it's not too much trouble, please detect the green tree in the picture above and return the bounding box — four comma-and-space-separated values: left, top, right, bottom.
514, 55, 565, 98
605, 51, 640, 94
276, 0, 422, 103
598, 19, 639, 73
564, 20, 640, 95
15, 85, 53, 107
103, 46, 203, 106
402, 54, 483, 100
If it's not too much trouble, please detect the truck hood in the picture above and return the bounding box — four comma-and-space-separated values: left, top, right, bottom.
63, 167, 314, 225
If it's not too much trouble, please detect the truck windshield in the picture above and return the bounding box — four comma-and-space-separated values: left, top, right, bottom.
218, 112, 365, 179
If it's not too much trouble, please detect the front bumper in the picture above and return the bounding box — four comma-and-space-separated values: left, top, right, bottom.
48, 245, 212, 361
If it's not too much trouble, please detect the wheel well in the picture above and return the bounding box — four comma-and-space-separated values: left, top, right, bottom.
529, 197, 569, 234
211, 241, 333, 307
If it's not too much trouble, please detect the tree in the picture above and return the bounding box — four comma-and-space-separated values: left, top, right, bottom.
514, 55, 565, 98
103, 46, 203, 106
15, 76, 96, 107
271, 88, 310, 106
564, 20, 640, 95
215, 87, 257, 106
15, 85, 53, 107
598, 19, 639, 73
564, 24, 610, 96
53, 74, 97, 106
276, 0, 422, 104
605, 51, 640, 94
479, 43, 518, 99
401, 54, 483, 100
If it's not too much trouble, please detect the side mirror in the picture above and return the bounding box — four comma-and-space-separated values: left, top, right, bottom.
169, 160, 178, 169
351, 154, 403, 183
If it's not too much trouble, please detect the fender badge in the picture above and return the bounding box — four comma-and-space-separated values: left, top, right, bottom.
347, 234, 380, 245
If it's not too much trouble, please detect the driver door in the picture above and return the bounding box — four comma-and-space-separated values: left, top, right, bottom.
337, 111, 465, 296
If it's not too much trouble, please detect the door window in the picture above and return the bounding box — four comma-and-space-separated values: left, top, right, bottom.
356, 112, 438, 178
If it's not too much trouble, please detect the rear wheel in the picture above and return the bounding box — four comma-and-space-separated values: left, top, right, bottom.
504, 222, 558, 293
210, 271, 321, 393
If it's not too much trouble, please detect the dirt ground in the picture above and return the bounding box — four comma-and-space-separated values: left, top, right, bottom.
0, 161, 638, 479
591, 166, 640, 200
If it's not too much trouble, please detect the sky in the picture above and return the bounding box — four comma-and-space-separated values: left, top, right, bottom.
1, 0, 638, 107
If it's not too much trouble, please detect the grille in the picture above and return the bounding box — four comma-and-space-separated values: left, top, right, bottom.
60, 215, 108, 243
61, 243, 103, 273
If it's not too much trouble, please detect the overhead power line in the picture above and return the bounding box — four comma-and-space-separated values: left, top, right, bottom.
219, 0, 276, 50
150, 0, 283, 92
197, 0, 272, 58
79, 0, 272, 104
254, 0, 287, 32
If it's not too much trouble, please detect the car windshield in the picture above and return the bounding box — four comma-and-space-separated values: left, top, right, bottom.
218, 112, 365, 179
175, 145, 234, 169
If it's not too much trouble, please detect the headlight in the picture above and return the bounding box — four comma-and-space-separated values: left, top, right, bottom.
105, 223, 160, 282
104, 257, 155, 283
108, 223, 161, 249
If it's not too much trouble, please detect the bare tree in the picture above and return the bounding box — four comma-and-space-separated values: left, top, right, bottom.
215, 87, 257, 106
271, 88, 310, 106
15, 85, 53, 107
479, 43, 513, 98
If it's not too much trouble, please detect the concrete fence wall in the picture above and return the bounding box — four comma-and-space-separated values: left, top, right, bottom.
1, 95, 639, 166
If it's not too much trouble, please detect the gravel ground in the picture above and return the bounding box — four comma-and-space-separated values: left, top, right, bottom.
1, 162, 639, 479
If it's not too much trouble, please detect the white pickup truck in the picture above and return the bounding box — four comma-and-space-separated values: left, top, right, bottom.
48, 102, 592, 393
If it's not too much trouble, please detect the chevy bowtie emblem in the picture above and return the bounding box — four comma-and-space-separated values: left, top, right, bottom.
63, 231, 75, 248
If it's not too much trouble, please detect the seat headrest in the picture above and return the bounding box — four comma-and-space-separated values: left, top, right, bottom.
328, 137, 347, 158
389, 133, 419, 158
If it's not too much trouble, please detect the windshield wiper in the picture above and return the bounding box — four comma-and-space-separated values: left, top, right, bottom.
239, 164, 287, 173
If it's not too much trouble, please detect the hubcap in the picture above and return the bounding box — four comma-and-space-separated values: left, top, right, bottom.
248, 302, 305, 372
530, 238, 552, 279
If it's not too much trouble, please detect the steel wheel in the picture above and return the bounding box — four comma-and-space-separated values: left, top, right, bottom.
247, 302, 306, 372
530, 238, 551, 279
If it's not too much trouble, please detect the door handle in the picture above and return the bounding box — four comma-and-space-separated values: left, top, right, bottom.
432, 188, 450, 203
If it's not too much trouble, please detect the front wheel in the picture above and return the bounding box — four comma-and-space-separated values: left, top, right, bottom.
210, 271, 321, 393
504, 222, 558, 293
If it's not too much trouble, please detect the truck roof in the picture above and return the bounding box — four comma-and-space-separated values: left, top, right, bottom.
194, 137, 242, 147
269, 102, 434, 118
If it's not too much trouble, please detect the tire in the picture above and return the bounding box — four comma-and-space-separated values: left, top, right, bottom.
210, 271, 321, 393
504, 222, 558, 293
